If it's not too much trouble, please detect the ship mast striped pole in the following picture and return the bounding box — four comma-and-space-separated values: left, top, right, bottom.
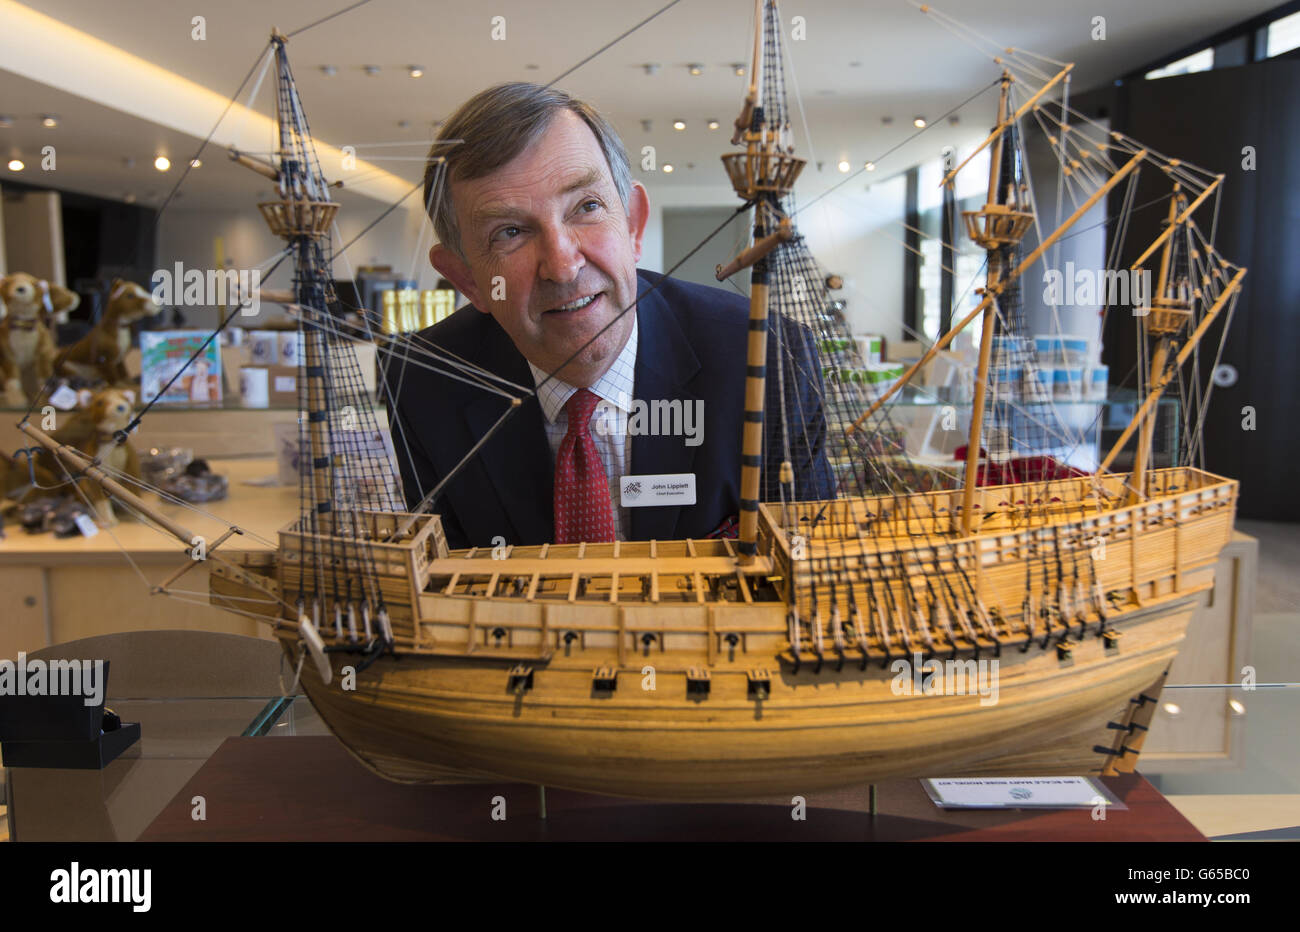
721, 0, 806, 561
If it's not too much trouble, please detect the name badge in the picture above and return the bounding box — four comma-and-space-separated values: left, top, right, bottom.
619, 473, 696, 507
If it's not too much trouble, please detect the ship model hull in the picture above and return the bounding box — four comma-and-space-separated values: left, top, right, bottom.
210, 466, 1236, 800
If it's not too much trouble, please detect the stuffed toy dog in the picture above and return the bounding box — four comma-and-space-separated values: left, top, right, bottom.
54, 278, 161, 386
1, 272, 81, 404
37, 386, 142, 526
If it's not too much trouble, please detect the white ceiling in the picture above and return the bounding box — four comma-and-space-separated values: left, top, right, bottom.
0, 0, 1283, 211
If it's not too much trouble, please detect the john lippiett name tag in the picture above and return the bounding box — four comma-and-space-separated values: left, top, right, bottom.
620, 473, 696, 507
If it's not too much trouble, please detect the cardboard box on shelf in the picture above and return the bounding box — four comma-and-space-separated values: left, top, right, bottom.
268, 365, 298, 407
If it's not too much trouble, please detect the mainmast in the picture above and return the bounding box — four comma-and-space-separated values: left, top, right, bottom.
956, 70, 1034, 534
720, 0, 802, 561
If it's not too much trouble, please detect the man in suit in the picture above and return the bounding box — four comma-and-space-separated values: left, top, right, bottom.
384, 82, 833, 550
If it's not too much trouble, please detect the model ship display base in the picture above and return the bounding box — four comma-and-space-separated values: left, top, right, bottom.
208, 466, 1236, 801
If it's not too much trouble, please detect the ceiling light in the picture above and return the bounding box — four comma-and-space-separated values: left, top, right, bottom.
320, 65, 337, 77
1162, 702, 1180, 716
913, 116, 927, 128
837, 160, 851, 173
948, 114, 960, 126
408, 66, 424, 78
363, 65, 381, 76
1229, 699, 1246, 716
640, 119, 652, 133
881, 116, 894, 126
41, 114, 59, 128
643, 63, 660, 76
707, 119, 719, 130
865, 161, 876, 171
672, 119, 685, 131
190, 158, 202, 168
154, 156, 171, 171
662, 164, 674, 173
7, 159, 23, 171
732, 64, 745, 76
688, 64, 703, 76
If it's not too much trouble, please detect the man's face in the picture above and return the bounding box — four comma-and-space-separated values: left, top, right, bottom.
430, 109, 649, 387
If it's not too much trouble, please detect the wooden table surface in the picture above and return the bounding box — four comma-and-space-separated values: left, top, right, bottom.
140, 736, 1207, 842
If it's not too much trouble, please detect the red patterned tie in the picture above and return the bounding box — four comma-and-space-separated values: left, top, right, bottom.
553, 388, 616, 544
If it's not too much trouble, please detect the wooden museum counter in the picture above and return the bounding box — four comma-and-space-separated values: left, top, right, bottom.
1, 456, 295, 658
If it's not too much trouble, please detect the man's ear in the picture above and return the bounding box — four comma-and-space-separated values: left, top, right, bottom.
429, 244, 486, 311
626, 181, 650, 264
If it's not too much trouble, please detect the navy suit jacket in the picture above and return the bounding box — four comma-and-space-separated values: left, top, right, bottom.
383, 269, 835, 550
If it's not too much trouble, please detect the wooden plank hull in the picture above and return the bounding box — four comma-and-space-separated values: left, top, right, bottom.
209, 467, 1235, 800
274, 590, 1198, 800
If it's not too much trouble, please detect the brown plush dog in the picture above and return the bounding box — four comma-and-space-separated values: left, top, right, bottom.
1, 272, 80, 404
54, 279, 161, 386
35, 386, 142, 525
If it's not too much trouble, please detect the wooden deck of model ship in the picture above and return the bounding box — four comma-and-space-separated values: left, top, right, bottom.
205, 465, 1235, 798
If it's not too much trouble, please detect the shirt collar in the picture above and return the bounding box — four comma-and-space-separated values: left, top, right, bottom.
528, 313, 638, 424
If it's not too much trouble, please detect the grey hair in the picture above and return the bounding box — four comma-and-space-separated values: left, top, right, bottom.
423, 82, 632, 258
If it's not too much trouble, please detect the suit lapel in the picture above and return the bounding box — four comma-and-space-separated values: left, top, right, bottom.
629, 275, 702, 541
462, 320, 554, 544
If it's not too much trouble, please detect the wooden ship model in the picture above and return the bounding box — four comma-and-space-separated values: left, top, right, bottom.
18, 3, 1244, 800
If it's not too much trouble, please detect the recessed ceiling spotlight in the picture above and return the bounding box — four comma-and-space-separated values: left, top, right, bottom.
41, 114, 59, 128
640, 119, 653, 133
672, 119, 686, 131
662, 164, 674, 173
688, 64, 703, 76
408, 66, 424, 78
1162, 702, 1181, 716
1229, 699, 1246, 716
190, 158, 202, 168
913, 116, 927, 128
837, 160, 851, 173
865, 161, 876, 171
363, 65, 381, 76
7, 158, 24, 171
154, 155, 171, 171
949, 114, 960, 126
320, 65, 337, 77
706, 119, 719, 130
881, 116, 894, 126
732, 63, 745, 76
643, 63, 660, 76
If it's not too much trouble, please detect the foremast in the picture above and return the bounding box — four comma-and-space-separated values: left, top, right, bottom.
721, 0, 803, 562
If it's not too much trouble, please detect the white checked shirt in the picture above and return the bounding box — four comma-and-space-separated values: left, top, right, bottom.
528, 316, 637, 540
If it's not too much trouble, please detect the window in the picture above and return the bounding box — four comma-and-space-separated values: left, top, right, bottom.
1144, 47, 1214, 80
916, 145, 990, 344
1267, 10, 1300, 58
